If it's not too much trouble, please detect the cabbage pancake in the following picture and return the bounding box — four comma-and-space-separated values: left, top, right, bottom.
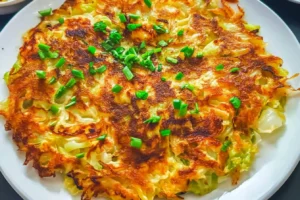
0, 0, 292, 199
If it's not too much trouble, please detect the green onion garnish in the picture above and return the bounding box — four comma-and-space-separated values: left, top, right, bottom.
123, 66, 134, 80
221, 141, 232, 152
136, 90, 148, 100
65, 97, 77, 109
55, 57, 66, 68
96, 65, 107, 74
160, 129, 171, 137
88, 46, 97, 55
230, 67, 240, 73
166, 57, 178, 64
71, 69, 85, 79
38, 8, 52, 17
119, 13, 127, 23
140, 41, 146, 50
76, 153, 85, 159
161, 77, 167, 82
129, 14, 140, 20
94, 21, 107, 33
179, 103, 188, 116
127, 23, 142, 31
181, 83, 194, 91
50, 105, 60, 115
144, 0, 152, 8
130, 137, 142, 149
190, 103, 199, 114
109, 29, 122, 44
97, 134, 107, 141
65, 78, 77, 88
38, 43, 50, 51
58, 17, 64, 24
89, 62, 96, 75
158, 40, 168, 47
153, 24, 167, 34
181, 46, 194, 58
36, 70, 46, 79
101, 41, 114, 51
157, 64, 162, 72
55, 86, 67, 99
229, 97, 241, 109
173, 99, 182, 110
49, 77, 57, 85
49, 52, 59, 59
196, 52, 204, 58
177, 30, 184, 36
144, 115, 161, 124
216, 64, 224, 71
175, 72, 184, 80
38, 50, 46, 60
112, 84, 123, 93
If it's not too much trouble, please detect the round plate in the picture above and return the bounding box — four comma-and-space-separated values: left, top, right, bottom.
0, 0, 299, 200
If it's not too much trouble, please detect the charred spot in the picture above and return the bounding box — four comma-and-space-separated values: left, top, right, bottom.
67, 171, 83, 190
262, 65, 279, 78
66, 29, 87, 38
156, 19, 169, 24
74, 49, 94, 65
153, 81, 175, 102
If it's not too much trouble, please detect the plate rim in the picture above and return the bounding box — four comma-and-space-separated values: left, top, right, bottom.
0, 0, 299, 200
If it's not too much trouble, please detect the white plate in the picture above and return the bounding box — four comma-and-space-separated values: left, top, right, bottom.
0, 0, 299, 200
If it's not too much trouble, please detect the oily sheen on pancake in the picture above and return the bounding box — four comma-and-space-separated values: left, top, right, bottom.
0, 0, 293, 199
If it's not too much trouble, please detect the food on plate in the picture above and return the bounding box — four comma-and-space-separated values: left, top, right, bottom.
0, 0, 294, 199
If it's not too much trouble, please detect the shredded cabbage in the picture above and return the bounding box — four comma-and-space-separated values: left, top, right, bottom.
188, 173, 218, 195
256, 107, 285, 134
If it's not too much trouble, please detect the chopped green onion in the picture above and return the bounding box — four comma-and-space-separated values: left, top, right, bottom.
65, 78, 77, 88
76, 153, 85, 159
196, 52, 204, 58
55, 57, 66, 68
123, 66, 134, 80
144, 0, 152, 8
179, 103, 188, 117
190, 103, 199, 114
101, 41, 114, 51
72, 69, 85, 79
112, 84, 123, 93
38, 43, 50, 51
38, 8, 52, 17
3, 72, 9, 84
130, 137, 142, 149
36, 70, 46, 79
230, 67, 240, 73
38, 50, 46, 60
158, 40, 168, 47
140, 56, 155, 72
157, 64, 162, 72
136, 90, 148, 100
173, 99, 182, 110
89, 62, 96, 75
88, 46, 97, 55
153, 24, 167, 34
177, 30, 184, 36
65, 97, 77, 109
49, 77, 57, 85
181, 46, 194, 58
181, 83, 194, 91
127, 23, 142, 31
140, 41, 146, 50
119, 13, 127, 23
153, 48, 162, 53
58, 17, 64, 24
166, 57, 178, 64
55, 86, 67, 99
97, 134, 107, 141
94, 21, 107, 33
229, 97, 241, 109
221, 141, 232, 152
50, 105, 60, 115
129, 14, 140, 20
161, 77, 167, 82
96, 65, 107, 74
109, 29, 122, 44
49, 52, 59, 59
216, 64, 224, 71
144, 115, 161, 124
175, 72, 184, 80
160, 129, 171, 137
